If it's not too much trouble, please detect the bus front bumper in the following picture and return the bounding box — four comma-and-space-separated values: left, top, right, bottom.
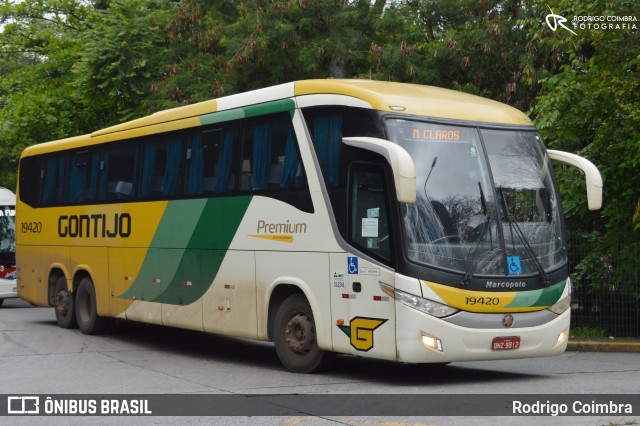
395, 301, 570, 363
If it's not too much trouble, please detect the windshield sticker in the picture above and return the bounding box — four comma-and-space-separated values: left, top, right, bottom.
507, 256, 523, 275
469, 146, 478, 158
361, 218, 378, 238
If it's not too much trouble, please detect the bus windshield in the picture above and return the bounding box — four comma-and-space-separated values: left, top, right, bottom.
385, 119, 565, 278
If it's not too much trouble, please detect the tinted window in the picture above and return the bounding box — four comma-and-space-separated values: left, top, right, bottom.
186, 124, 239, 196
103, 143, 139, 201
140, 137, 184, 199
302, 106, 383, 188
241, 113, 306, 192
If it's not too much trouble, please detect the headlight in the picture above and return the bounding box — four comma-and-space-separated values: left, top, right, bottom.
380, 283, 459, 318
547, 294, 571, 315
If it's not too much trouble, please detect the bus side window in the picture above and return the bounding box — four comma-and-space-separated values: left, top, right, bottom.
42, 156, 66, 205
104, 143, 139, 201
349, 165, 392, 263
18, 156, 43, 207
302, 106, 384, 189
242, 113, 305, 192
140, 137, 184, 199
65, 151, 99, 204
186, 127, 236, 196
243, 122, 272, 191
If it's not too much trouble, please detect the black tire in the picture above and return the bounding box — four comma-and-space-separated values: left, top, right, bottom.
0, 298, 4, 307
53, 276, 77, 329
273, 293, 335, 373
75, 277, 109, 335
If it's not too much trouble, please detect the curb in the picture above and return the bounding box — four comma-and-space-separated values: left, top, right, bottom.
567, 338, 640, 353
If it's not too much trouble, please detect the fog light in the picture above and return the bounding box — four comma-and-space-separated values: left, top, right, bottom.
555, 329, 568, 347
421, 332, 443, 352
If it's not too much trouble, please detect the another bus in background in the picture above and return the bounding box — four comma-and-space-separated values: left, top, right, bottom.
0, 187, 17, 306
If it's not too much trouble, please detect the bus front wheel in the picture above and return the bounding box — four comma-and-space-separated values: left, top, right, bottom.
273, 294, 335, 373
75, 277, 109, 335
53, 276, 77, 329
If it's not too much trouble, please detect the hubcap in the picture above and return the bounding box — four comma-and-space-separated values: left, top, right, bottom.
285, 312, 315, 355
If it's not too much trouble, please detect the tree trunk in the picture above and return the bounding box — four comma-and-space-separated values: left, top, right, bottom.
329, 57, 349, 78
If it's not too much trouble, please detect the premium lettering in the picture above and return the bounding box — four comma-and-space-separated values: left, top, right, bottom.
58, 213, 131, 238
256, 219, 307, 234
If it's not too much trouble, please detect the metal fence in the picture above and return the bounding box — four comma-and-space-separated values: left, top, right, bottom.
568, 233, 640, 338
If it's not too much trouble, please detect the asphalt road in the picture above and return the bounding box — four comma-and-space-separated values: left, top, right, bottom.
1, 298, 638, 425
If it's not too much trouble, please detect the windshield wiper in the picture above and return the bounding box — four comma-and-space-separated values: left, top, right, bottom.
497, 188, 550, 287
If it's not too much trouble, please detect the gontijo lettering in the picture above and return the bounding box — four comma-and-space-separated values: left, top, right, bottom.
58, 213, 131, 238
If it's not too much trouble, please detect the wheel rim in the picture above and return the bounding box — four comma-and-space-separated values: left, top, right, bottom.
284, 312, 315, 355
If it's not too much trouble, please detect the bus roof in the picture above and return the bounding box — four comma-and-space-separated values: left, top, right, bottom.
21, 79, 532, 156
295, 79, 532, 126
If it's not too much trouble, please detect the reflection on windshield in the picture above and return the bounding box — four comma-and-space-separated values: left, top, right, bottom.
386, 119, 565, 277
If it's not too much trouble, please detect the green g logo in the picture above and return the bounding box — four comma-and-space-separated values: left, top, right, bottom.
338, 317, 387, 351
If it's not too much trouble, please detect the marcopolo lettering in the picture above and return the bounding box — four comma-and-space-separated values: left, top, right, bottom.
58, 213, 131, 238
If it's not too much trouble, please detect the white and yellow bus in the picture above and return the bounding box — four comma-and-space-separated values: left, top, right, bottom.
16, 80, 602, 372
0, 186, 17, 306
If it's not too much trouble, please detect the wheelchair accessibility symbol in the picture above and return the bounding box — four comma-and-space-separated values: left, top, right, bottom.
348, 257, 359, 274
507, 256, 522, 275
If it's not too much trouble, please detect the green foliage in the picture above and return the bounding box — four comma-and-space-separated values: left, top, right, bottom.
72, 0, 177, 123
0, 0, 94, 189
569, 326, 608, 339
530, 0, 640, 298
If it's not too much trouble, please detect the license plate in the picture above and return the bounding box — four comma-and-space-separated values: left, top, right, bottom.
492, 336, 521, 351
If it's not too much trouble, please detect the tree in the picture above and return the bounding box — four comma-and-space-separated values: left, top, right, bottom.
72, 0, 177, 123
153, 0, 392, 102
530, 0, 640, 298
0, 0, 94, 188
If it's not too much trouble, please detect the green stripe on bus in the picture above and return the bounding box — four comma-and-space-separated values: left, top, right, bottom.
198, 99, 295, 126
118, 196, 252, 304
200, 108, 244, 126
504, 280, 566, 309
244, 99, 295, 118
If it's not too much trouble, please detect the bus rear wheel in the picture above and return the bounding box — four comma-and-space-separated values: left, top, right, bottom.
53, 276, 77, 329
273, 294, 334, 373
75, 277, 109, 335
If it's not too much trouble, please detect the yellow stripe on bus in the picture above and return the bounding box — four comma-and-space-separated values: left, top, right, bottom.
422, 280, 545, 313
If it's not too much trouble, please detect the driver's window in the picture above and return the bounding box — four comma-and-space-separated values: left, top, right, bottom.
349, 165, 392, 263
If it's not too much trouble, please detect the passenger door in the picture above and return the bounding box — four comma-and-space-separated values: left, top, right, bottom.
337, 164, 397, 360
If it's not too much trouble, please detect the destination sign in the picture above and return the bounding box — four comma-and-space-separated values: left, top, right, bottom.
411, 128, 460, 141
397, 124, 473, 143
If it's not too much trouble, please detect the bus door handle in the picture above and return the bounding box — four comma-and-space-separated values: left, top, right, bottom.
352, 282, 362, 293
